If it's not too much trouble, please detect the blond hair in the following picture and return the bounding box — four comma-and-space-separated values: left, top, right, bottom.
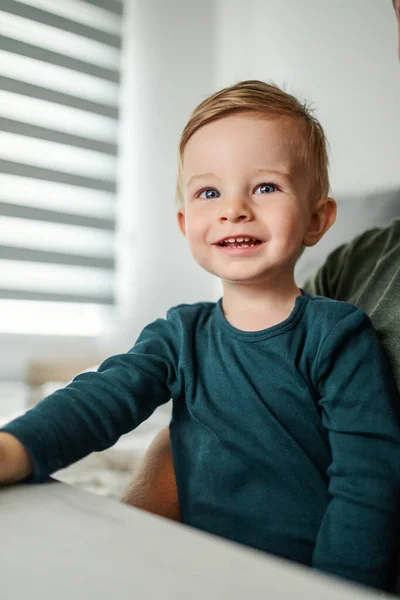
175, 80, 329, 208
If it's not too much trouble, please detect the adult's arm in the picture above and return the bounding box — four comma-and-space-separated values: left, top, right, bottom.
312, 307, 400, 590
303, 222, 400, 301
121, 426, 181, 521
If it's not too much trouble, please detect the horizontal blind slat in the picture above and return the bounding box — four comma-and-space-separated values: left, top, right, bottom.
0, 216, 115, 258
1, 11, 121, 68
0, 216, 115, 260
0, 90, 118, 142
0, 76, 119, 118
0, 289, 114, 305
2, 0, 122, 47
79, 0, 123, 17
19, 0, 122, 34
0, 159, 117, 192
0, 174, 115, 219
0, 50, 119, 104
0, 259, 114, 297
0, 132, 117, 179
0, 201, 115, 230
0, 35, 120, 82
0, 246, 115, 269
0, 117, 117, 155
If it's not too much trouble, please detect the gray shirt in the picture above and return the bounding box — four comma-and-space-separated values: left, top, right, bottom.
304, 219, 400, 390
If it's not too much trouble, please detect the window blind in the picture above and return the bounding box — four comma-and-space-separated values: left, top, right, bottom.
0, 0, 123, 306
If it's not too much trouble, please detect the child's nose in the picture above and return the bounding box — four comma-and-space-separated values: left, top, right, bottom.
218, 196, 252, 223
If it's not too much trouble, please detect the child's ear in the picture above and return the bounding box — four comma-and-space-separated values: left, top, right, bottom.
177, 210, 186, 237
303, 197, 337, 247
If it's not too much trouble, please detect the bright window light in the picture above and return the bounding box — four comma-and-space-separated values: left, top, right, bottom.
0, 217, 115, 258
1, 11, 121, 69
0, 260, 113, 297
0, 90, 118, 143
0, 0, 123, 333
0, 132, 117, 180
0, 174, 115, 219
0, 49, 118, 105
20, 0, 122, 35
0, 300, 110, 336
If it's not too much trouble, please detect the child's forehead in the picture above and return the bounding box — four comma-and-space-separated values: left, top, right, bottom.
182, 114, 306, 176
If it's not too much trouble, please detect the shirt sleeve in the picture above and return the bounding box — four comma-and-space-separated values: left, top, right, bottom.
0, 317, 179, 482
312, 307, 400, 590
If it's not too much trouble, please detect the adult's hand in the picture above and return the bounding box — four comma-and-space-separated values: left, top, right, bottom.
121, 426, 180, 521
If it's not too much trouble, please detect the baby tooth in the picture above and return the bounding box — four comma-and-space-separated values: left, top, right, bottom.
236, 237, 244, 242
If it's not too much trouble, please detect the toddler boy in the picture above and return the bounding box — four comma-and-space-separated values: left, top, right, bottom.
0, 81, 399, 591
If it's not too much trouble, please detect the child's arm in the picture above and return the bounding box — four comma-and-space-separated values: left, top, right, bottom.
0, 432, 32, 484
312, 307, 400, 590
0, 317, 179, 484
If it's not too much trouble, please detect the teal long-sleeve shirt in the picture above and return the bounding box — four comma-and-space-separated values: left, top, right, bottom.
2, 292, 400, 590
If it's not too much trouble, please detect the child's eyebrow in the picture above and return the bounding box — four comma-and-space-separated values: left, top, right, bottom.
186, 172, 218, 187
254, 168, 293, 181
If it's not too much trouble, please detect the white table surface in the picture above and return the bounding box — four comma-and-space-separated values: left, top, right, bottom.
0, 480, 385, 600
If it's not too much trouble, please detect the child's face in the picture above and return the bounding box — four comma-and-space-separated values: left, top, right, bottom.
178, 114, 318, 287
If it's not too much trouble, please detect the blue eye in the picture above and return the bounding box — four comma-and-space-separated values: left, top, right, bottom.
198, 188, 220, 199
255, 183, 277, 194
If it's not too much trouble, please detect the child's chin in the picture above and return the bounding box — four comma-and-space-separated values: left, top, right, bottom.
219, 271, 265, 285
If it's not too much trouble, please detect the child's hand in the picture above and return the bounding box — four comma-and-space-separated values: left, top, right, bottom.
0, 432, 32, 485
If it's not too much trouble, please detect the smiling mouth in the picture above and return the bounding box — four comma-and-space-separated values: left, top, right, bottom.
217, 237, 262, 248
